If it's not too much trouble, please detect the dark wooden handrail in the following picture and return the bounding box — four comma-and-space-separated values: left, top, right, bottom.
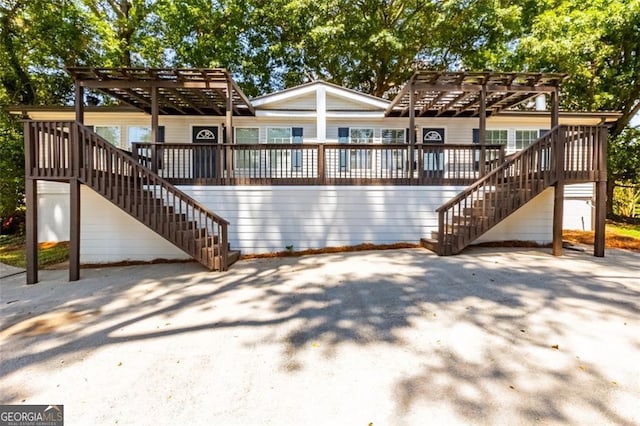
131, 141, 506, 186
26, 120, 231, 270
433, 125, 606, 255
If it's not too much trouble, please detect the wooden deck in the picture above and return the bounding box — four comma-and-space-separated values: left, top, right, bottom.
24, 120, 608, 284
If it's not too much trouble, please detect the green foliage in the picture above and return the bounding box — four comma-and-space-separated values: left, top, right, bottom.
0, 0, 639, 221
510, 0, 640, 134
0, 112, 24, 218
610, 126, 640, 218
613, 185, 640, 217
609, 127, 640, 183
0, 234, 69, 268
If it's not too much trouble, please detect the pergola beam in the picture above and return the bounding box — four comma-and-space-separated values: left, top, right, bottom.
66, 67, 254, 117
386, 71, 567, 118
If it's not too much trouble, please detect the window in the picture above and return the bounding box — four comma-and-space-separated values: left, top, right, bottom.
94, 126, 122, 149
349, 128, 374, 143
486, 130, 508, 145
381, 129, 405, 144
235, 128, 259, 169
127, 126, 152, 151
515, 130, 539, 150
266, 127, 292, 171
236, 127, 259, 144
349, 128, 374, 169
267, 127, 292, 144
382, 129, 406, 171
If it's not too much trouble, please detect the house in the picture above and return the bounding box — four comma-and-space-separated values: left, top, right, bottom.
17, 68, 618, 283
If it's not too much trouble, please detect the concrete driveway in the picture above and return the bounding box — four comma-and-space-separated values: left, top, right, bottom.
1, 247, 639, 425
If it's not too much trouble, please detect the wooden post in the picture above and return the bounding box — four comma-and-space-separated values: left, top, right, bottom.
552, 126, 565, 256
69, 179, 81, 281
408, 82, 415, 180
69, 83, 84, 281
25, 121, 38, 284
594, 126, 608, 257
551, 89, 559, 129
318, 144, 325, 184
151, 86, 159, 142
479, 85, 487, 177
151, 86, 159, 173
75, 84, 84, 124
225, 81, 234, 180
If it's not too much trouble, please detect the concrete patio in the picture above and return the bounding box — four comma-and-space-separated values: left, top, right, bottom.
1, 247, 638, 425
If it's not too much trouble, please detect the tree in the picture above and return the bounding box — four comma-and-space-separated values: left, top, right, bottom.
510, 0, 640, 135
246, 0, 524, 97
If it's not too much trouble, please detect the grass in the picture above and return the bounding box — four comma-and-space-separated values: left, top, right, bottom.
0, 234, 69, 269
606, 221, 640, 239
563, 221, 640, 252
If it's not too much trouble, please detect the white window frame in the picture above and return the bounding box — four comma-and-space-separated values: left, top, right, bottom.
234, 127, 260, 171
265, 127, 293, 172
381, 128, 406, 171
485, 129, 508, 146
266, 127, 293, 144
348, 128, 374, 170
515, 129, 539, 151
381, 128, 406, 144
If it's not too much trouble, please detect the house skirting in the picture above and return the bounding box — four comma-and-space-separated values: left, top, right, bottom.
36, 182, 570, 263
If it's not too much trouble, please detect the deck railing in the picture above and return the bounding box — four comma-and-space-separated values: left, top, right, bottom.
131, 142, 506, 185
433, 125, 607, 255
25, 120, 231, 270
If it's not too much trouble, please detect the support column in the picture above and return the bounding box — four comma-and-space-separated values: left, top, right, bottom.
25, 120, 38, 284
551, 89, 559, 129
151, 86, 159, 141
408, 82, 416, 180
552, 126, 565, 256
69, 179, 81, 281
75, 84, 84, 124
69, 82, 84, 281
25, 179, 38, 284
225, 81, 234, 179
316, 85, 326, 142
594, 127, 608, 257
479, 85, 487, 176
151, 86, 159, 172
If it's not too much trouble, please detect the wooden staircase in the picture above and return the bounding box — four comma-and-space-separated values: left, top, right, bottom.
421, 125, 606, 255
26, 121, 240, 270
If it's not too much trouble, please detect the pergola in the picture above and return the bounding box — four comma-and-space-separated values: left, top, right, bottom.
386, 71, 567, 144
66, 67, 255, 144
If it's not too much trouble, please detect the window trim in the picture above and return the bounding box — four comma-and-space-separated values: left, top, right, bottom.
234, 127, 260, 144
266, 126, 293, 144
381, 128, 406, 144
349, 127, 374, 144
514, 129, 540, 150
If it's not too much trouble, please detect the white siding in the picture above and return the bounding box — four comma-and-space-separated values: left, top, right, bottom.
477, 189, 554, 243
36, 183, 579, 262
326, 93, 381, 111
563, 183, 595, 230
80, 187, 188, 263
258, 92, 317, 110
180, 185, 463, 253
37, 181, 70, 242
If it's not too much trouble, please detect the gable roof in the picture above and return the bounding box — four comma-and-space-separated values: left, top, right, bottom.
251, 80, 389, 110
